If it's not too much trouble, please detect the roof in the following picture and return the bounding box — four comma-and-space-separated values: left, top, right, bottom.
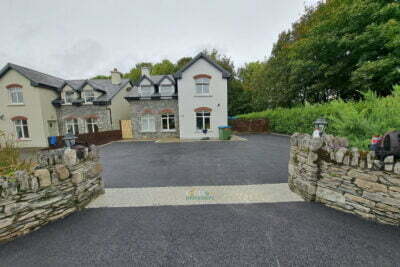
89, 79, 131, 101
0, 63, 65, 89
134, 74, 175, 86
174, 52, 231, 79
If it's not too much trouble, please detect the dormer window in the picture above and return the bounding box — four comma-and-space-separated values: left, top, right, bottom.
195, 77, 210, 95
159, 85, 174, 96
83, 90, 95, 103
140, 85, 154, 97
64, 91, 74, 104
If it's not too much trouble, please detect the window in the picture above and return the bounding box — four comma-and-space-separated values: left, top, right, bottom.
64, 91, 74, 104
65, 119, 79, 135
196, 111, 211, 130
86, 118, 99, 133
140, 114, 156, 132
9, 87, 24, 104
159, 85, 174, 96
195, 78, 210, 94
83, 90, 95, 103
161, 114, 175, 131
14, 119, 29, 139
140, 85, 154, 97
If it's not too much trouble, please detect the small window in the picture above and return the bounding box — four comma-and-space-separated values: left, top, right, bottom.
83, 90, 95, 103
86, 118, 99, 133
65, 119, 79, 135
195, 78, 210, 95
161, 114, 175, 131
196, 111, 211, 130
14, 119, 29, 139
140, 85, 154, 97
140, 114, 155, 132
160, 85, 174, 96
64, 91, 75, 104
9, 87, 24, 104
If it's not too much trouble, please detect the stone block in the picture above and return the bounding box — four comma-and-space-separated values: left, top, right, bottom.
384, 156, 394, 164
29, 176, 40, 192
34, 169, 51, 188
14, 171, 30, 191
344, 193, 375, 207
389, 186, 400, 193
363, 192, 400, 207
0, 217, 15, 229
316, 187, 345, 205
375, 203, 400, 213
309, 138, 323, 152
367, 151, 375, 169
354, 179, 387, 193
87, 163, 103, 178
373, 160, 383, 170
394, 162, 400, 174
347, 169, 378, 182
54, 164, 70, 180
353, 210, 375, 220
351, 148, 359, 167
385, 164, 394, 172
71, 172, 84, 185
63, 148, 77, 167
335, 148, 347, 163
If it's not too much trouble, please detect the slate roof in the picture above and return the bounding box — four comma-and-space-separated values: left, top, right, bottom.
89, 79, 131, 101
174, 52, 231, 79
133, 74, 175, 86
0, 63, 65, 89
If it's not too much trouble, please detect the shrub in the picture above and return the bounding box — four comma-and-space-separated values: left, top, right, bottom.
238, 85, 400, 149
0, 131, 33, 176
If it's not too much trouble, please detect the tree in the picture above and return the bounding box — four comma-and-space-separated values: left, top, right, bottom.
152, 59, 175, 75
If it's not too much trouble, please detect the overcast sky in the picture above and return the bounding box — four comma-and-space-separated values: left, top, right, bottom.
0, 0, 319, 79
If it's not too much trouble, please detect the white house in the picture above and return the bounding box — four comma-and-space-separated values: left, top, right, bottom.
125, 52, 231, 139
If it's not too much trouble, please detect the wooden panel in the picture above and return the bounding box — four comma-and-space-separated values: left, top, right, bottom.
121, 120, 133, 139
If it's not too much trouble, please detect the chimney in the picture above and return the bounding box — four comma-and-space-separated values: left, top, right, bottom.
111, 68, 122, 85
141, 66, 150, 77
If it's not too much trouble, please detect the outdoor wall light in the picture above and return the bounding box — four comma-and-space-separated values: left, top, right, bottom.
63, 133, 77, 148
314, 118, 328, 133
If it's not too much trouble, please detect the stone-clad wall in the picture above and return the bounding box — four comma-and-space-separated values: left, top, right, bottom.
0, 145, 104, 242
57, 105, 112, 135
130, 99, 179, 139
289, 133, 400, 226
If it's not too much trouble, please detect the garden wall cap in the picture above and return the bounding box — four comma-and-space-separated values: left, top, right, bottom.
218, 126, 232, 129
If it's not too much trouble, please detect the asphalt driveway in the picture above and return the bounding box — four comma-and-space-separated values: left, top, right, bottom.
100, 134, 290, 188
1, 134, 400, 266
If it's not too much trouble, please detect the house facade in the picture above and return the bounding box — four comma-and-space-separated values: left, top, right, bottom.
126, 52, 231, 139
0, 63, 131, 148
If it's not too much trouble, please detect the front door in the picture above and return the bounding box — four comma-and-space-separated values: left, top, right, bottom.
47, 120, 59, 136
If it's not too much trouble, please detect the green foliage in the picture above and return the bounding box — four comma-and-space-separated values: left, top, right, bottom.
239, 87, 400, 149
152, 59, 176, 75
0, 131, 32, 176
244, 0, 400, 109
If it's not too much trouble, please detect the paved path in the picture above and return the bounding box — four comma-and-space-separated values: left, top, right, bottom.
88, 183, 303, 208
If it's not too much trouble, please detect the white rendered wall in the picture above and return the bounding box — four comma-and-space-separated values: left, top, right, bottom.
177, 58, 228, 139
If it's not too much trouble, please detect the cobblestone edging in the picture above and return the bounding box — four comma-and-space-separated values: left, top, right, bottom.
0, 145, 105, 242
289, 133, 400, 226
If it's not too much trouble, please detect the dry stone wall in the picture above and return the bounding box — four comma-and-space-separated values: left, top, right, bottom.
289, 133, 400, 226
0, 145, 104, 242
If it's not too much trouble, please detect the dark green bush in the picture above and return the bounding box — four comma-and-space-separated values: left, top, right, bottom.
238, 85, 400, 149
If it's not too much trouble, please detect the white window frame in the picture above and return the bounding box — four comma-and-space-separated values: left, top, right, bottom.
139, 85, 154, 97
86, 118, 99, 133
196, 111, 211, 131
14, 119, 30, 139
64, 91, 74, 104
161, 114, 176, 131
195, 78, 210, 95
9, 87, 24, 104
83, 90, 95, 104
65, 119, 79, 135
140, 114, 156, 132
159, 85, 174, 96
